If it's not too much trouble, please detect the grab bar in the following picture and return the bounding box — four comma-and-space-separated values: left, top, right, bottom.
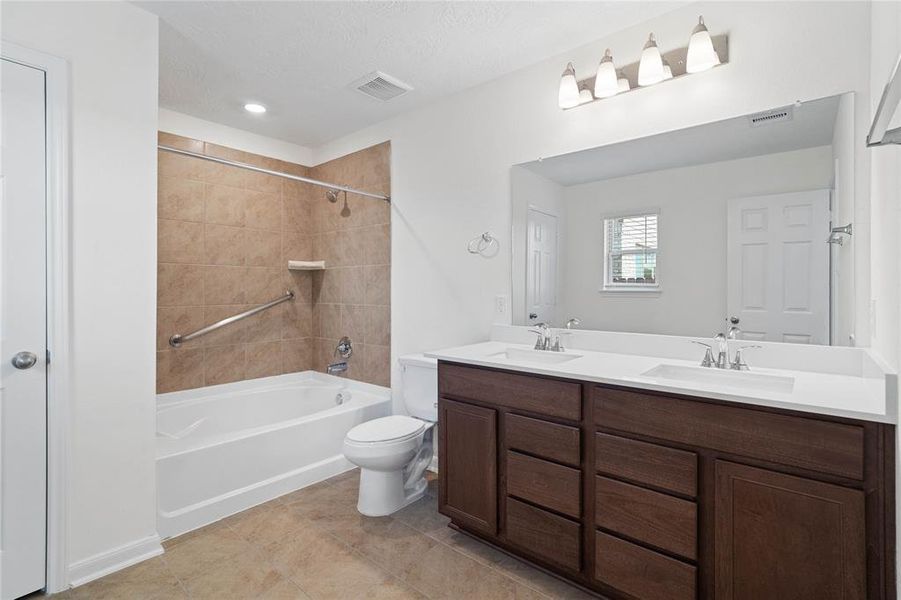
169, 290, 294, 348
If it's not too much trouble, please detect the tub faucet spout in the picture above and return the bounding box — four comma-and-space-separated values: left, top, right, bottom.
327, 361, 348, 375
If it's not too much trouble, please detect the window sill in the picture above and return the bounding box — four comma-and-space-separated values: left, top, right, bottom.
599, 285, 661, 295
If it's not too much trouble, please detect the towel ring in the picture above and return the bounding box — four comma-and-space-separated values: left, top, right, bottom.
467, 232, 498, 256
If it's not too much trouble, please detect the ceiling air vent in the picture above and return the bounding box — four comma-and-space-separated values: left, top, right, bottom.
748, 106, 793, 127
351, 71, 412, 102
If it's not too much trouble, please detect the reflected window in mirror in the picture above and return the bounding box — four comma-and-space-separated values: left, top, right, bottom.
603, 212, 659, 292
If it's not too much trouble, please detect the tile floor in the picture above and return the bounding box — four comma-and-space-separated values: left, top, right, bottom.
50, 470, 595, 599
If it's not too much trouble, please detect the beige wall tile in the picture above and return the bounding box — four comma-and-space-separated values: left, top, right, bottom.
205, 224, 246, 266
365, 305, 390, 347
245, 307, 283, 344
281, 339, 312, 374
312, 270, 339, 304
341, 305, 366, 344
245, 267, 283, 303
363, 344, 390, 387
204, 266, 247, 305
159, 150, 205, 181
159, 219, 204, 264
245, 191, 282, 231
364, 265, 390, 306
318, 304, 341, 340
245, 341, 282, 380
282, 232, 311, 263
157, 348, 204, 393
283, 195, 312, 235
245, 229, 282, 267
282, 301, 311, 340
343, 229, 364, 266
159, 176, 204, 222
158, 263, 204, 307
204, 345, 246, 386
339, 267, 365, 305
158, 306, 205, 351
159, 131, 204, 153
245, 171, 282, 195
202, 144, 247, 188
360, 225, 390, 266
204, 184, 247, 226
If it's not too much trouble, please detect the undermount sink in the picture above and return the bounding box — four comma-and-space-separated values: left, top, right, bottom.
641, 364, 795, 394
488, 347, 583, 365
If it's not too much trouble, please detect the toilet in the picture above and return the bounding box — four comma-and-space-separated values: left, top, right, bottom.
342, 353, 437, 516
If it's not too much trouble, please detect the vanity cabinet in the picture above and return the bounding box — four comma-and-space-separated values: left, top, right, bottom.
437, 361, 895, 600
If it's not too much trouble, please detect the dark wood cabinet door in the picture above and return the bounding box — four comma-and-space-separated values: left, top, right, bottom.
714, 461, 866, 600
438, 398, 497, 535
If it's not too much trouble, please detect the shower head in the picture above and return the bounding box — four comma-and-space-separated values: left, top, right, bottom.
326, 189, 340, 203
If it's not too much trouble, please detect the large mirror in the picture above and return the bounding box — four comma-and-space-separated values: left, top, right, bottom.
512, 93, 854, 346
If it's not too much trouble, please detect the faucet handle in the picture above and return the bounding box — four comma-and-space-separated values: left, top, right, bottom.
691, 341, 716, 368
730, 345, 762, 371
565, 318, 581, 329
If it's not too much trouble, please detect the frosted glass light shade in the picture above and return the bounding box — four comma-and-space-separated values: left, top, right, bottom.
662, 60, 674, 80
558, 62, 580, 109
686, 16, 720, 73
638, 34, 665, 86
579, 88, 594, 104
593, 49, 620, 99
617, 71, 631, 93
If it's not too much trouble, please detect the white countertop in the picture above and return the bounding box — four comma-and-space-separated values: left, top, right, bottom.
426, 340, 896, 424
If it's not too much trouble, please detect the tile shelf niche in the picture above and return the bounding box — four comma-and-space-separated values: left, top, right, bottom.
287, 260, 326, 271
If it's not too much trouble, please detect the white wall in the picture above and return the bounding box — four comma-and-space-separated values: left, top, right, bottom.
1, 0, 161, 582
159, 108, 314, 166
308, 1, 875, 412
557, 146, 833, 336
510, 166, 565, 324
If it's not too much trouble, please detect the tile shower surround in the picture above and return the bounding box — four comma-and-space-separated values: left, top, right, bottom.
157, 133, 390, 392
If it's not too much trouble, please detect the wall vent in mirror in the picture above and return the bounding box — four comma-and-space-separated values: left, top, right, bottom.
748, 107, 793, 127
558, 15, 728, 109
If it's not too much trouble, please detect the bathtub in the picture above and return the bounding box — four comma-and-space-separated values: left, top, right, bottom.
156, 371, 391, 539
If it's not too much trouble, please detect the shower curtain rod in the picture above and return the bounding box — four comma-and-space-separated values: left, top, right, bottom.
158, 144, 391, 202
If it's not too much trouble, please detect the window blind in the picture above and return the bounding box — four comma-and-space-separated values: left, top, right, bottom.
605, 213, 658, 286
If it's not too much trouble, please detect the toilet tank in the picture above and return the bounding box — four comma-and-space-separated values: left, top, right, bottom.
399, 353, 438, 422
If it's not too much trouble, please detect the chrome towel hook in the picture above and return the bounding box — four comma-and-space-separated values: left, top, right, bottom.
467, 232, 499, 257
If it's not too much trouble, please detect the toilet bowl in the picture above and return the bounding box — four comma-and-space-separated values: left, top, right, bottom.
342, 353, 437, 516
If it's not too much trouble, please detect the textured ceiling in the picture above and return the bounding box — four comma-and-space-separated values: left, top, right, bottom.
137, 1, 683, 146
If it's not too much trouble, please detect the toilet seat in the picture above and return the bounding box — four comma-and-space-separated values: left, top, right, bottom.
346, 415, 425, 444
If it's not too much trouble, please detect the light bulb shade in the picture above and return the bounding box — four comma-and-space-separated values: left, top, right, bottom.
593, 49, 620, 98
579, 88, 594, 104
638, 34, 665, 86
558, 62, 580, 109
686, 16, 720, 73
617, 73, 631, 93
662, 61, 674, 80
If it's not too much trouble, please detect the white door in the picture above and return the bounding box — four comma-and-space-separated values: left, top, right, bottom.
727, 190, 830, 344
0, 57, 48, 599
526, 208, 558, 325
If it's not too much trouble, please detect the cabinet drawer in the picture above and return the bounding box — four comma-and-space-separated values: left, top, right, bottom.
506, 414, 580, 467
595, 531, 696, 600
506, 497, 581, 572
593, 386, 865, 480
507, 451, 581, 518
595, 476, 697, 560
439, 363, 581, 421
595, 433, 697, 498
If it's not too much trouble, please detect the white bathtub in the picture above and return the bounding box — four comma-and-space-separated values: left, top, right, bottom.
156, 371, 391, 539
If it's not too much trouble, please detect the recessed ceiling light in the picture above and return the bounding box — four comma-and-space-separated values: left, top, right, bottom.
244, 103, 267, 114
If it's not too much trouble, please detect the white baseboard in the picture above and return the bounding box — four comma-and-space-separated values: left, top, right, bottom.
68, 534, 163, 588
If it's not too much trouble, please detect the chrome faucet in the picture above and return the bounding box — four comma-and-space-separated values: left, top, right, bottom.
714, 333, 729, 369
726, 316, 741, 340
695, 332, 762, 371
531, 322, 551, 350
730, 345, 762, 371
327, 361, 348, 375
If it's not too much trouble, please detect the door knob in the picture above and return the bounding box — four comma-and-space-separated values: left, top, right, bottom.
11, 351, 38, 370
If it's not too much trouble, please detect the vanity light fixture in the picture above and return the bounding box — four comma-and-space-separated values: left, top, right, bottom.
557, 16, 727, 110
593, 49, 620, 98
244, 103, 267, 114
638, 33, 665, 86
686, 16, 721, 73
558, 62, 581, 109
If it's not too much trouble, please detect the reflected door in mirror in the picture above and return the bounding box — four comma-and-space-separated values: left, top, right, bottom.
526, 208, 558, 324
726, 190, 830, 344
